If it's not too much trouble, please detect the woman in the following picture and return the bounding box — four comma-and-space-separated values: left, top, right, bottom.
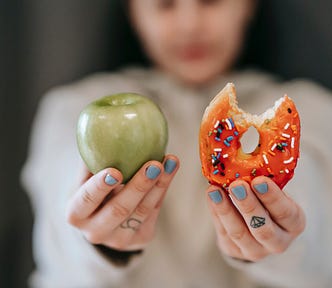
21, 0, 332, 287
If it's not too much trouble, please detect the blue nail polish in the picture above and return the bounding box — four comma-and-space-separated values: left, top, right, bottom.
164, 159, 177, 174
105, 174, 118, 186
146, 165, 161, 179
209, 190, 223, 204
231, 185, 247, 200
254, 183, 268, 194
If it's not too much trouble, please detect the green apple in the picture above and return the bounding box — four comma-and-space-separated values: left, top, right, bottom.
76, 93, 168, 183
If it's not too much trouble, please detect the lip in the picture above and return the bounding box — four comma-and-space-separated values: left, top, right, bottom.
177, 45, 209, 61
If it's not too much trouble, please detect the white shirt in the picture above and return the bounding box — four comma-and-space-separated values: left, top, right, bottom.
21, 67, 332, 288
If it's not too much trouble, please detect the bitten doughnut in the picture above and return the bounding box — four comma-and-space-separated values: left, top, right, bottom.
199, 83, 301, 190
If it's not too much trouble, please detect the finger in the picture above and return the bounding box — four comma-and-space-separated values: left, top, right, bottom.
115, 155, 179, 233
66, 168, 122, 224
206, 186, 268, 261
77, 161, 93, 186
229, 180, 291, 254
87, 160, 164, 235
251, 176, 306, 235
104, 207, 162, 251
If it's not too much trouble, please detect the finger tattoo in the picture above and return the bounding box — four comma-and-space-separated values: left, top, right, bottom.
120, 218, 142, 231
250, 216, 266, 228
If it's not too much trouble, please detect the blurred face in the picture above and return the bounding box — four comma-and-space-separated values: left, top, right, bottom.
129, 0, 255, 86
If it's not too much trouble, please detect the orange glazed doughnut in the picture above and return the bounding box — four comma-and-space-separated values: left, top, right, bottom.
199, 83, 301, 190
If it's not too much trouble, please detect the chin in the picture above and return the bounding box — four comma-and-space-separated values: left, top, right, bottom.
176, 68, 223, 87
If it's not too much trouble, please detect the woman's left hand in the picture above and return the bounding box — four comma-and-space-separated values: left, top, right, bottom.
206, 176, 306, 262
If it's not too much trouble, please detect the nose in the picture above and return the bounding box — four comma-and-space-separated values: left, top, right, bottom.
176, 2, 202, 37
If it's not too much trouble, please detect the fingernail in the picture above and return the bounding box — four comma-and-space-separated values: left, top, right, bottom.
208, 190, 223, 204
105, 174, 118, 186
254, 182, 268, 194
231, 185, 247, 200
164, 159, 177, 174
146, 165, 161, 180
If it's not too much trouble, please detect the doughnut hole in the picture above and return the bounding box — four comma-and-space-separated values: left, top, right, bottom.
239, 126, 260, 156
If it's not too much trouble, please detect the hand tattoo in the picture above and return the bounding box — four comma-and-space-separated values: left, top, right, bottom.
250, 216, 265, 228
120, 218, 142, 231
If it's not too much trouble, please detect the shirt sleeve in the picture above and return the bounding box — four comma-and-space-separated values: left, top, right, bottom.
20, 73, 149, 288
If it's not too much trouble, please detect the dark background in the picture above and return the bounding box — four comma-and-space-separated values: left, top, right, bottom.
1, 1, 332, 287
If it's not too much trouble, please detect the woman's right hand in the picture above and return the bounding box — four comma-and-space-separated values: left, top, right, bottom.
66, 155, 179, 251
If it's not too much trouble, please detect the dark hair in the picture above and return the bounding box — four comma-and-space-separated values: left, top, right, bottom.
106, 1, 150, 71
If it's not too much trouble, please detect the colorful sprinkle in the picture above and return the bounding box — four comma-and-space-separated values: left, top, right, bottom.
293, 112, 298, 118
281, 133, 290, 138
282, 142, 288, 147
268, 150, 276, 156
208, 131, 212, 136
229, 118, 235, 128
279, 170, 284, 174
263, 154, 269, 165
215, 137, 221, 142
267, 167, 272, 174
214, 148, 222, 152
284, 123, 290, 130
213, 169, 219, 175
225, 118, 232, 130
251, 169, 257, 176
283, 157, 294, 164
226, 136, 234, 142
223, 154, 229, 159
285, 168, 290, 174
234, 131, 239, 136
291, 137, 295, 148
276, 143, 283, 151
271, 143, 277, 151
235, 172, 240, 178
223, 140, 230, 147
280, 136, 287, 141
214, 120, 220, 128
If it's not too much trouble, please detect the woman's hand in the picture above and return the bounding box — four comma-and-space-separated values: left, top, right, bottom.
206, 176, 306, 262
66, 155, 179, 251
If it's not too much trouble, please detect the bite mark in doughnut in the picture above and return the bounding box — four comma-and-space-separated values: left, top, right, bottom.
199, 83, 301, 190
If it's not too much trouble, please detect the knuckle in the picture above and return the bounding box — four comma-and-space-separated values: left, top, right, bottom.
241, 200, 259, 215
228, 227, 246, 241
81, 187, 96, 205
109, 202, 131, 219
254, 226, 275, 241
66, 210, 78, 226
218, 226, 228, 237
291, 207, 306, 235
247, 252, 267, 262
271, 243, 288, 254
133, 182, 148, 195
216, 240, 233, 256
108, 239, 128, 251
274, 206, 293, 222
215, 204, 232, 216
65, 203, 82, 227
84, 231, 102, 245
155, 178, 168, 189
264, 194, 280, 206
135, 203, 151, 218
